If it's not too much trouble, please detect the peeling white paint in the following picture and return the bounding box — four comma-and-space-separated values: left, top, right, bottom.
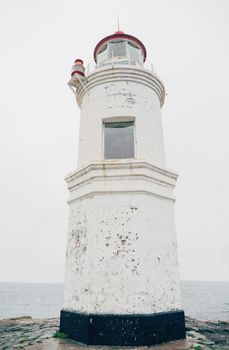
64, 191, 181, 314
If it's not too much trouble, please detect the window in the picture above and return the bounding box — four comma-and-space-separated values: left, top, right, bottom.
127, 41, 143, 66
108, 40, 127, 59
104, 121, 135, 159
97, 45, 108, 66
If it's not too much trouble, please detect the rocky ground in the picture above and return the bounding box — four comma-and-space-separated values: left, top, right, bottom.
0, 316, 228, 350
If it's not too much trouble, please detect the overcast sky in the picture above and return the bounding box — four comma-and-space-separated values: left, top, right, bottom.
1, 0, 229, 283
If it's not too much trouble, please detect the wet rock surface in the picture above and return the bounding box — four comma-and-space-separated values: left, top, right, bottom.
0, 317, 58, 349
185, 316, 229, 349
0, 316, 228, 350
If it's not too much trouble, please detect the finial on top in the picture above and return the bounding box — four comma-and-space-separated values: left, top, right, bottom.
117, 12, 120, 31
115, 13, 124, 34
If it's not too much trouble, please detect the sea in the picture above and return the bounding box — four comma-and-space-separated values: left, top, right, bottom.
0, 281, 228, 321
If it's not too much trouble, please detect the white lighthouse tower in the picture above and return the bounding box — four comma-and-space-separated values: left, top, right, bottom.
60, 30, 185, 346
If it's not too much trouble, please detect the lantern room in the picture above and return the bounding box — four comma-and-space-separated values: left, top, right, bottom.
94, 30, 147, 68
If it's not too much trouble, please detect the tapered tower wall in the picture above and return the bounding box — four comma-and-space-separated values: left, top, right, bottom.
64, 188, 181, 314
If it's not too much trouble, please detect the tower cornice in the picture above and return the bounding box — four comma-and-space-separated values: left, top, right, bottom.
71, 65, 165, 108
65, 160, 178, 203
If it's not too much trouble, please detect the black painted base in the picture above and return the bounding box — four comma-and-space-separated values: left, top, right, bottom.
59, 309, 185, 346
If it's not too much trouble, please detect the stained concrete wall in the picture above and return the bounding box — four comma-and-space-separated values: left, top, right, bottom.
63, 190, 181, 314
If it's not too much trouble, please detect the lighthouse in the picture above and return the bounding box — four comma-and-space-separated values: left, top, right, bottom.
60, 30, 185, 346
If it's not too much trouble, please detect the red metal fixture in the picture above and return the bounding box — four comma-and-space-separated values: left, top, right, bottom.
71, 59, 85, 77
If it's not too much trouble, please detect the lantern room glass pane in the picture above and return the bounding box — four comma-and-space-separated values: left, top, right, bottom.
108, 40, 127, 59
97, 44, 108, 65
104, 121, 135, 159
127, 41, 143, 65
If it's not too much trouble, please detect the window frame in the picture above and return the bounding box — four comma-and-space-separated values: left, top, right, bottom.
102, 116, 136, 160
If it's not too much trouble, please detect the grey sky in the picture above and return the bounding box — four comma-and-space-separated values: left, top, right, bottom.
1, 0, 229, 283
